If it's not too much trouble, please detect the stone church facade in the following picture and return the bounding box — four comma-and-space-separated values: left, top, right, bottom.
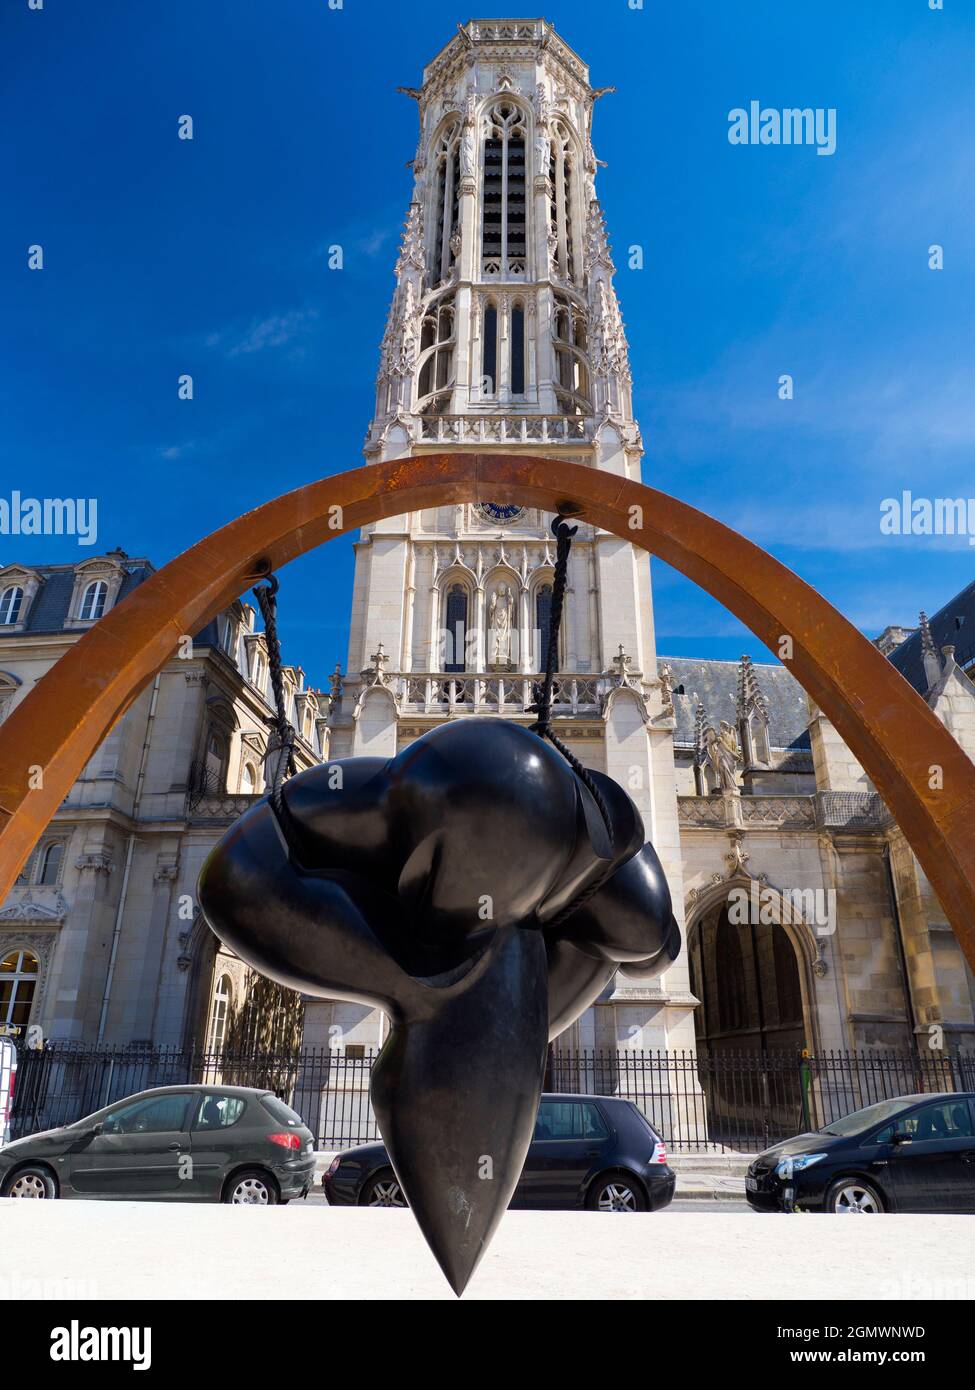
2, 19, 974, 1072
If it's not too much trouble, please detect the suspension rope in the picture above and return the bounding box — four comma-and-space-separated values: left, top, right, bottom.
529, 515, 617, 926
252, 574, 298, 826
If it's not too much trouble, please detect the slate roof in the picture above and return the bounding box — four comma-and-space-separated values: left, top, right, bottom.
658, 656, 812, 753
888, 579, 975, 694
4, 561, 154, 635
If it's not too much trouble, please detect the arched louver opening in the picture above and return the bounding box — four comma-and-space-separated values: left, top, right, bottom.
416, 292, 456, 414
552, 292, 591, 415
431, 122, 461, 285
548, 123, 580, 285
482, 102, 527, 278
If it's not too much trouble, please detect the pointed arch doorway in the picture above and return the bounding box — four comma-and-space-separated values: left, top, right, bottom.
688, 900, 808, 1058
686, 883, 817, 1148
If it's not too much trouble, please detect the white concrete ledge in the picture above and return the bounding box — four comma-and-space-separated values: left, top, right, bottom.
1, 1202, 973, 1301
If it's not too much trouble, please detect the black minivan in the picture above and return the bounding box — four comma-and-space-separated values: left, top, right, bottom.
746, 1092, 975, 1213
324, 1093, 676, 1212
0, 1084, 316, 1204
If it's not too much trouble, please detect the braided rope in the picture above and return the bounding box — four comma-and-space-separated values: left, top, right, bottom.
529, 517, 617, 927
252, 575, 298, 825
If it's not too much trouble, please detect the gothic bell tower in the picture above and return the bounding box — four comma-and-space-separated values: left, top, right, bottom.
321, 19, 698, 1058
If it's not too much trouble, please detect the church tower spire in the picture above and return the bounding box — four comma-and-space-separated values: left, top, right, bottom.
325, 20, 696, 1062
367, 17, 637, 453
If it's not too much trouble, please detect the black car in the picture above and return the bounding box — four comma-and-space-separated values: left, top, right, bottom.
0, 1084, 316, 1204
746, 1092, 975, 1213
323, 1093, 675, 1213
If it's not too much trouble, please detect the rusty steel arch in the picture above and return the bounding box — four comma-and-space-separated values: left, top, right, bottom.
1, 452, 974, 970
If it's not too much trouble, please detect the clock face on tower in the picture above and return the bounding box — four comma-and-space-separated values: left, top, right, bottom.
475, 503, 526, 524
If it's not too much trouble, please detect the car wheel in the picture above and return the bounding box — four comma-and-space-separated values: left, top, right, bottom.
826, 1178, 884, 1214
359, 1170, 408, 1208
223, 1170, 279, 1206
586, 1173, 647, 1213
3, 1165, 58, 1199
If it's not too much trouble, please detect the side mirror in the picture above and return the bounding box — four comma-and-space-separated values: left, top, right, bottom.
91, 1123, 103, 1137
890, 1129, 912, 1146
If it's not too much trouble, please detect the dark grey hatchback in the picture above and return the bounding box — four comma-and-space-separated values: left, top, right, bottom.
0, 1085, 316, 1204
323, 1093, 675, 1213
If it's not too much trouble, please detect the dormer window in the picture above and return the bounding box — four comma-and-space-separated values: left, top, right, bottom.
64, 558, 125, 631
0, 586, 24, 626
79, 580, 108, 622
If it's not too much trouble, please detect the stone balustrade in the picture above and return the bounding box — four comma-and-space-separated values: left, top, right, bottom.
678, 790, 892, 832
417, 413, 590, 446
390, 672, 602, 715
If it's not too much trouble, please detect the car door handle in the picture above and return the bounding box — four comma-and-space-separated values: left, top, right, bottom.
167, 1143, 182, 1152
962, 1152, 975, 1164
871, 1159, 888, 1167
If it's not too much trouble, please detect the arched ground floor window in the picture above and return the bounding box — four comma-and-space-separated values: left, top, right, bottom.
0, 948, 39, 1030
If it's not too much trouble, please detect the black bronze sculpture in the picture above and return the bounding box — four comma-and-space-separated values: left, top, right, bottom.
198, 522, 680, 1295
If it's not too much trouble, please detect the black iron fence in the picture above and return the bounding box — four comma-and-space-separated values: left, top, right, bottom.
9, 1042, 975, 1152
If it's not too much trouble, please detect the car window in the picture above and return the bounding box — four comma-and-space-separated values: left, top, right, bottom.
534, 1102, 581, 1140
580, 1103, 609, 1139
877, 1100, 974, 1144
103, 1094, 191, 1135
193, 1094, 246, 1130
821, 1097, 917, 1137
260, 1095, 304, 1127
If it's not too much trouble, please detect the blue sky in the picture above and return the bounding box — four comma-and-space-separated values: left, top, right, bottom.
3, 0, 973, 687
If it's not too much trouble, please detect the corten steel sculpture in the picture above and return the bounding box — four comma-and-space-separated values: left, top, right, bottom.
198, 712, 679, 1293
0, 454, 974, 964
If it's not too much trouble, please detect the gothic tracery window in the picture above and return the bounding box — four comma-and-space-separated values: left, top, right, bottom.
535, 583, 554, 672
443, 583, 469, 673
482, 302, 498, 395
482, 102, 527, 278
430, 121, 461, 285
510, 300, 526, 395
416, 291, 455, 413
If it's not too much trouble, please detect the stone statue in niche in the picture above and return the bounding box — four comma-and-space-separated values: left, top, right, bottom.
705, 720, 742, 794
460, 122, 476, 180
488, 584, 515, 669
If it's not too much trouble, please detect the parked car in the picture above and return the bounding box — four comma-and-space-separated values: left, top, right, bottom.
746, 1092, 975, 1213
0, 1084, 316, 1204
323, 1093, 675, 1213
0, 1037, 16, 1147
